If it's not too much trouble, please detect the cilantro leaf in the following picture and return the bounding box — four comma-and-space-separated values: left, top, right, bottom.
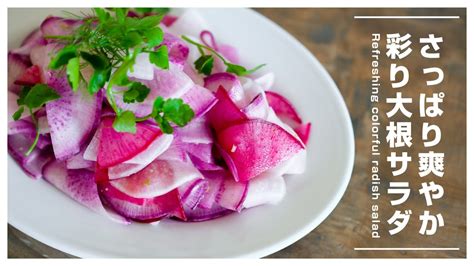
88, 68, 111, 94
49, 45, 77, 70
23, 84, 60, 109
66, 57, 81, 91
12, 106, 24, 121
162, 98, 195, 127
17, 86, 31, 106
152, 96, 165, 117
194, 55, 214, 75
94, 8, 110, 23
149, 45, 169, 69
113, 110, 137, 133
156, 116, 173, 134
144, 27, 164, 47
123, 82, 150, 103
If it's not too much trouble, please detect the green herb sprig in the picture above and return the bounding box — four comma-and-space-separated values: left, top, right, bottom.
45, 8, 194, 134
13, 85, 60, 155
181, 35, 266, 76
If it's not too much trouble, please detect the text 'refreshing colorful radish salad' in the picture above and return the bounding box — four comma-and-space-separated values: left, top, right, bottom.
8, 8, 311, 223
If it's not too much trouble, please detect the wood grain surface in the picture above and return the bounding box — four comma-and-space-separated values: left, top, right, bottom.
8, 8, 466, 258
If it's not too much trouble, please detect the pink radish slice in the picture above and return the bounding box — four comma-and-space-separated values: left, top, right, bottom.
11, 29, 46, 56
162, 15, 178, 27
181, 84, 218, 119
8, 52, 29, 93
217, 119, 304, 182
108, 133, 173, 179
109, 159, 202, 198
183, 63, 204, 86
162, 32, 189, 67
97, 117, 162, 168
8, 119, 34, 135
204, 72, 245, 105
198, 171, 225, 209
8, 133, 53, 179
83, 128, 100, 161
199, 170, 248, 212
43, 160, 128, 223
158, 143, 188, 162
294, 122, 312, 145
208, 86, 247, 132
243, 174, 286, 209
66, 150, 94, 170
179, 143, 213, 163
265, 91, 303, 127
46, 73, 103, 160
179, 178, 208, 210
99, 183, 186, 222
174, 118, 213, 144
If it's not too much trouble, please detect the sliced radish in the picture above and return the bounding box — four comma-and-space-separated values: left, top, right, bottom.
179, 143, 213, 163
127, 53, 154, 80
243, 174, 286, 209
8, 52, 29, 93
162, 32, 189, 67
97, 117, 162, 168
9, 133, 53, 179
162, 15, 178, 27
204, 72, 245, 105
242, 93, 270, 120
66, 150, 94, 170
99, 183, 186, 222
14, 65, 42, 86
254, 72, 275, 90
265, 91, 303, 127
40, 16, 81, 38
83, 128, 100, 161
189, 154, 223, 171
109, 159, 202, 198
108, 133, 173, 179
208, 86, 247, 132
294, 122, 312, 145
181, 84, 217, 119
178, 178, 208, 210
174, 118, 213, 144
180, 202, 232, 222
10, 29, 46, 56
217, 119, 304, 182
46, 73, 103, 160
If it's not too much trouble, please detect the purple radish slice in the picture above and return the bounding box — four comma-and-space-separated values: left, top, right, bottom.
199, 170, 248, 212
181, 84, 218, 119
197, 171, 225, 209
8, 52, 30, 94
204, 72, 245, 105
189, 154, 223, 171
30, 44, 60, 82
217, 119, 304, 182
243, 174, 286, 209
8, 118, 35, 135
174, 118, 213, 144
40, 16, 81, 39
242, 93, 270, 120
178, 178, 208, 210
83, 128, 100, 161
97, 117, 162, 168
42, 160, 128, 223
127, 53, 154, 80
10, 29, 46, 56
66, 150, 95, 170
183, 63, 204, 86
107, 133, 173, 179
180, 202, 232, 222
46, 73, 103, 160
8, 133, 53, 179
161, 32, 190, 68
265, 91, 303, 127
208, 86, 247, 133
99, 183, 186, 222
109, 159, 202, 198
294, 122, 312, 145
158, 143, 188, 162
179, 142, 214, 163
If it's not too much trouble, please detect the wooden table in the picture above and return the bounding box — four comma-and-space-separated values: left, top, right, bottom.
8, 8, 466, 258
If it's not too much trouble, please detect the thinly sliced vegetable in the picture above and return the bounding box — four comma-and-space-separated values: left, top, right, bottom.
40, 16, 81, 38
174, 118, 213, 144
99, 183, 186, 222
242, 93, 270, 120
8, 52, 30, 93
208, 86, 247, 132
181, 84, 217, 119
294, 122, 312, 145
161, 15, 178, 27
127, 52, 154, 80
265, 91, 303, 127
66, 150, 95, 169
10, 29, 46, 56
97, 117, 162, 168
254, 72, 275, 90
162, 33, 189, 67
9, 132, 53, 179
243, 174, 286, 209
14, 65, 42, 86
188, 154, 223, 171
217, 119, 304, 182
203, 72, 245, 106
180, 202, 232, 222
46, 73, 103, 160
178, 178, 208, 209
110, 159, 202, 198
108, 133, 173, 179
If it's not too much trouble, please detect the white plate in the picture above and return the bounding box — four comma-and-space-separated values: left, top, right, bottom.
8, 8, 354, 258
